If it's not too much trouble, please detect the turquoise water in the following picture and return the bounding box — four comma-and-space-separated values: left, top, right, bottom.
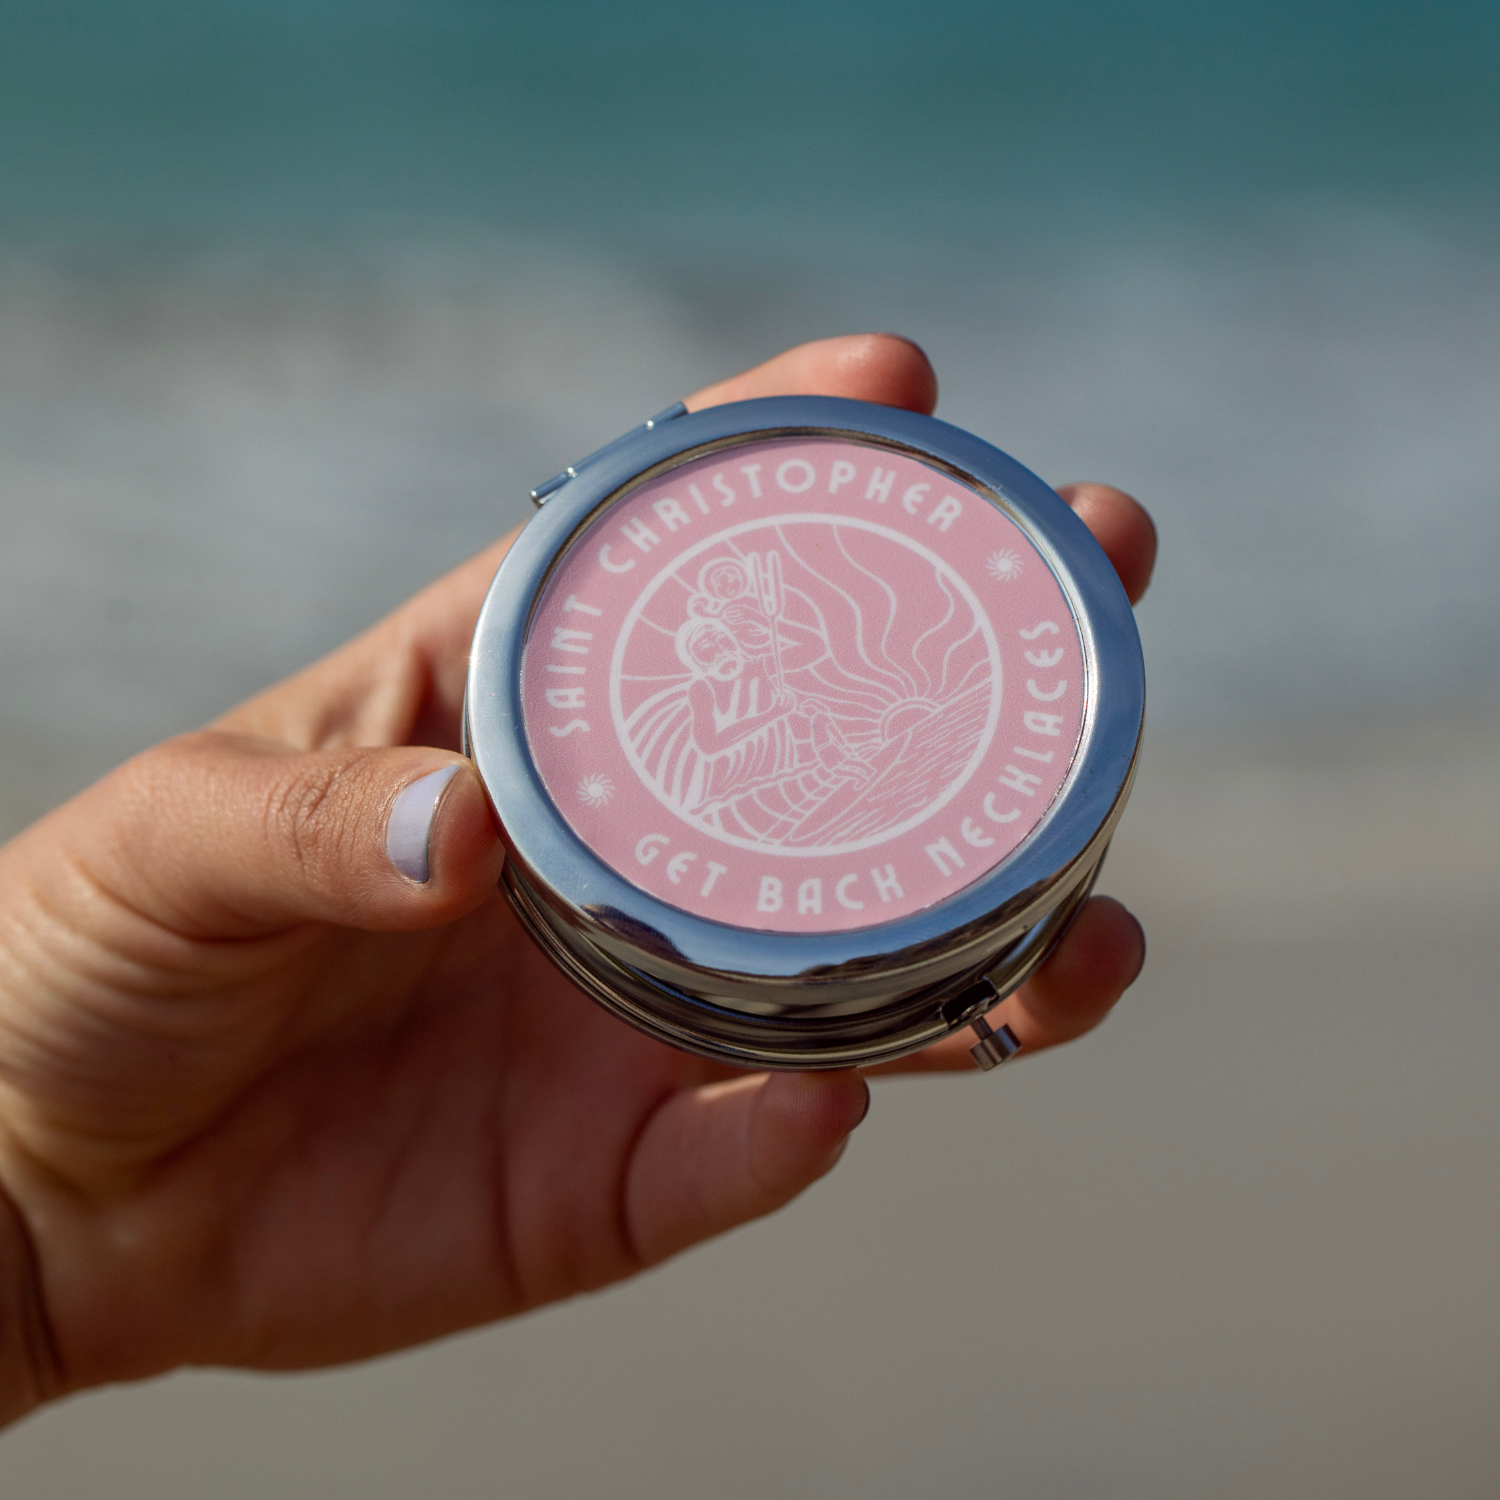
4, 0, 1498, 240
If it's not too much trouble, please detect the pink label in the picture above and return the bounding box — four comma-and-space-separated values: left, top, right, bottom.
523, 436, 1083, 933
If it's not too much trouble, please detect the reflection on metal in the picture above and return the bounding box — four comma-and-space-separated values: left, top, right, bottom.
530, 402, 688, 505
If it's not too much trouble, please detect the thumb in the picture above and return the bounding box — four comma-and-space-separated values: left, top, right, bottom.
26, 731, 504, 938
624, 1070, 871, 1268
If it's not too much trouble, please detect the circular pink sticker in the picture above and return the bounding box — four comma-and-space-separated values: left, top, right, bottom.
523, 436, 1083, 933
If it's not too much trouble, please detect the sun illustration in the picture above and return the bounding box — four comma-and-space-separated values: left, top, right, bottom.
986, 548, 1024, 582
577, 774, 615, 810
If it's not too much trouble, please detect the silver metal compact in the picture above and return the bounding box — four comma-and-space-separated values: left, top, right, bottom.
465, 396, 1144, 1072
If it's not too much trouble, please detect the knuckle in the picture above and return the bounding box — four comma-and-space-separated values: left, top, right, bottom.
116, 731, 229, 819
261, 749, 373, 886
132, 729, 213, 781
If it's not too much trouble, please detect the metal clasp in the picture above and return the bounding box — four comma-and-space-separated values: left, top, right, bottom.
530, 401, 689, 505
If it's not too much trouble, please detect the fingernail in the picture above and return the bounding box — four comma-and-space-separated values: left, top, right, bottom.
386, 764, 461, 883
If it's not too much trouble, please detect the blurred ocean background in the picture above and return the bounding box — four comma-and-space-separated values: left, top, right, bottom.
2, 1, 1498, 1495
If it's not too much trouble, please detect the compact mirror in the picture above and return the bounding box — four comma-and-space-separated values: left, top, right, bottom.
466, 397, 1143, 1070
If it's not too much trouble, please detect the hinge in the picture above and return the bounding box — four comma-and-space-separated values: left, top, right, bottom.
529, 401, 689, 506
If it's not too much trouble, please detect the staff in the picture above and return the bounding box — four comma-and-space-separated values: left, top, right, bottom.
753, 550, 788, 698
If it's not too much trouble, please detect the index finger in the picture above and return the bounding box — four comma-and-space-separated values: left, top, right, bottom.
687, 333, 939, 414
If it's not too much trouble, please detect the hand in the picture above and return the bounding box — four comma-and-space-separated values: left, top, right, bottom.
0, 336, 1156, 1425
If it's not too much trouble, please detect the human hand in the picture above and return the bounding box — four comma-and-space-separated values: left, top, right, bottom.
0, 335, 1156, 1425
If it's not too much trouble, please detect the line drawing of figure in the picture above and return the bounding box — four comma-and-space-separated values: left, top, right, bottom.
614, 518, 1000, 855
671, 562, 873, 834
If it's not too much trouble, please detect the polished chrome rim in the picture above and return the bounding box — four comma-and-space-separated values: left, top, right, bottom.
498, 846, 1104, 1069
467, 397, 1144, 1066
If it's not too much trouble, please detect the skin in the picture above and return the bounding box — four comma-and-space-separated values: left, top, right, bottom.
0, 335, 1156, 1426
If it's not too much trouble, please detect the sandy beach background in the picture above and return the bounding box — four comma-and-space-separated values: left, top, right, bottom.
1, 1, 1498, 1491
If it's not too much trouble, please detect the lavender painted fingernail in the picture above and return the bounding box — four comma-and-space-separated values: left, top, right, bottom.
386, 764, 461, 883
